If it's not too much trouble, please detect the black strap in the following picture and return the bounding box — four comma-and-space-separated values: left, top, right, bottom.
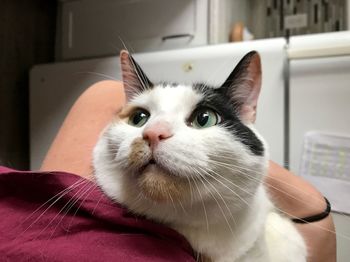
292, 197, 331, 224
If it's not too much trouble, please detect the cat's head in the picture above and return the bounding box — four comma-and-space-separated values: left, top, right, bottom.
93, 50, 268, 226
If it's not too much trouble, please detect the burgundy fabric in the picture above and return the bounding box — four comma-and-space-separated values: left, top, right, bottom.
0, 166, 195, 261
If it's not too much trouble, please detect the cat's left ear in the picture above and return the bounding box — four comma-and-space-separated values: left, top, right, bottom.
120, 50, 153, 101
221, 51, 262, 124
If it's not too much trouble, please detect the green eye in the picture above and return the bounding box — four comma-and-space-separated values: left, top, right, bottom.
190, 108, 221, 129
128, 109, 150, 127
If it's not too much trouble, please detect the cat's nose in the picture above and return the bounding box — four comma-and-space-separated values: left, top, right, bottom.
142, 122, 173, 148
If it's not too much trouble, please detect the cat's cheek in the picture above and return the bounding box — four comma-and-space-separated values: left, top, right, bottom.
127, 137, 151, 169
108, 123, 147, 164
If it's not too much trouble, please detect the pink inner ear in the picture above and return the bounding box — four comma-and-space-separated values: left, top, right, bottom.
239, 54, 262, 124
120, 50, 152, 101
120, 50, 142, 101
120, 50, 132, 79
120, 50, 134, 101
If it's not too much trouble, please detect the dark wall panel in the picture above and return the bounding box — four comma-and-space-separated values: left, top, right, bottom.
0, 0, 57, 169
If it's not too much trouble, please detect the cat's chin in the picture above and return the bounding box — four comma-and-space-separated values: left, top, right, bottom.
137, 164, 190, 203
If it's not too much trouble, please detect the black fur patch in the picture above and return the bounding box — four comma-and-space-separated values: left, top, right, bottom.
192, 83, 264, 156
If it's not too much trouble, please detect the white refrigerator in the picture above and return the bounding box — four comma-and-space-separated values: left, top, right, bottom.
288, 31, 350, 262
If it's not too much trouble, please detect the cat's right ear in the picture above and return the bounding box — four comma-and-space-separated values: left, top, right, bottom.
120, 50, 153, 101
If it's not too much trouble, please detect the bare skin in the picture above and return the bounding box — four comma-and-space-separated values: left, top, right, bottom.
41, 81, 125, 178
41, 80, 336, 262
266, 161, 336, 262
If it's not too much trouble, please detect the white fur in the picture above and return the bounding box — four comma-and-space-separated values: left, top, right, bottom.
93, 84, 306, 261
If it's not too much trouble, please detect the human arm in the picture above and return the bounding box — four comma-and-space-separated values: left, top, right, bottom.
40, 80, 125, 179
266, 161, 336, 262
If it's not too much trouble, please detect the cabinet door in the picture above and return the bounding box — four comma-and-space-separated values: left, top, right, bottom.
60, 0, 208, 59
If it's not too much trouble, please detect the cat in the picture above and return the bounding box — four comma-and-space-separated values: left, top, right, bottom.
92, 50, 307, 262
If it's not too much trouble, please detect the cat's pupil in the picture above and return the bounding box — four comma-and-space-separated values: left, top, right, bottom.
128, 109, 150, 127
133, 112, 147, 125
190, 108, 220, 129
197, 112, 210, 126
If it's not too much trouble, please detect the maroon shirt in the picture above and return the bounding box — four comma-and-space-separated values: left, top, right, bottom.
0, 166, 195, 261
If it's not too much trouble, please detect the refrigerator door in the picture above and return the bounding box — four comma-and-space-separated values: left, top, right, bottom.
289, 32, 350, 262
288, 32, 350, 206
290, 55, 350, 205
30, 38, 286, 170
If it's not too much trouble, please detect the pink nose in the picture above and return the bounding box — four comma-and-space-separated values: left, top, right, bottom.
143, 122, 173, 148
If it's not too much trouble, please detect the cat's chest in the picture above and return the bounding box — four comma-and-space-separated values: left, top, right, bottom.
172, 215, 268, 262
173, 210, 306, 262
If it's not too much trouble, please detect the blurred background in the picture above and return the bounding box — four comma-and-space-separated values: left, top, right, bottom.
1, 0, 350, 260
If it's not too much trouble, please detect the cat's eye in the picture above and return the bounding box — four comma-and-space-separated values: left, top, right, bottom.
128, 108, 150, 127
189, 108, 221, 129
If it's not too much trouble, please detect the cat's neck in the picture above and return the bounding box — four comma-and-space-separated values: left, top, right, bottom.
172, 185, 271, 262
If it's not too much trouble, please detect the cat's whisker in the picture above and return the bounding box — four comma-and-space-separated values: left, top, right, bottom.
194, 185, 240, 248
201, 162, 309, 247
195, 166, 238, 227
198, 165, 253, 209
204, 162, 347, 240
167, 191, 178, 214
21, 178, 86, 223
66, 182, 98, 232
195, 58, 233, 92
185, 175, 194, 208
15, 178, 88, 240
118, 36, 132, 54
177, 198, 188, 216
45, 183, 97, 246
191, 175, 210, 233
210, 159, 315, 203
91, 193, 105, 215
208, 159, 332, 212
210, 157, 302, 185
36, 180, 93, 240
127, 192, 145, 213
192, 168, 235, 235
73, 71, 119, 81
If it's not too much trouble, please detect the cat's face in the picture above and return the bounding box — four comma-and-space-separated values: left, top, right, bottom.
93, 50, 268, 226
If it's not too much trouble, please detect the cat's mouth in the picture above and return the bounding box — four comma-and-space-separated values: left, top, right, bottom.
137, 158, 189, 203
132, 152, 186, 180
148, 159, 156, 165
139, 158, 173, 177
